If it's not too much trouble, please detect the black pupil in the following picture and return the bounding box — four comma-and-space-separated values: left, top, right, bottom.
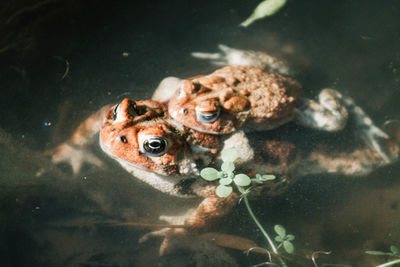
149, 140, 161, 148
144, 138, 166, 155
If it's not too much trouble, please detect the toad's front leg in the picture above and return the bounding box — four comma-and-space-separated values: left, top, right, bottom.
46, 104, 112, 174
148, 184, 238, 230
186, 184, 239, 229
140, 184, 238, 254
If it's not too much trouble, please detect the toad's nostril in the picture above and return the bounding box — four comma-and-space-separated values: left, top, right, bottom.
192, 82, 202, 92
120, 136, 128, 143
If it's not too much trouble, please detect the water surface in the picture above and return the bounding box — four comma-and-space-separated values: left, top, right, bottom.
1, 0, 400, 266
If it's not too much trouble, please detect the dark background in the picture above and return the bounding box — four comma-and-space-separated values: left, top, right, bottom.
0, 0, 400, 266
1, 0, 399, 148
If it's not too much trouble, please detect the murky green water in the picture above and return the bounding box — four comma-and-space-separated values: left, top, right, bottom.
1, 1, 400, 266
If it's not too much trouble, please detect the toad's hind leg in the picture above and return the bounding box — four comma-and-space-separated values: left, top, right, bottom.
191, 44, 291, 75
343, 96, 390, 162
296, 89, 348, 132
295, 136, 399, 177
297, 89, 391, 162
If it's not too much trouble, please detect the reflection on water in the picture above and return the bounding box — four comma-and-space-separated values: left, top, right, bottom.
1, 0, 400, 266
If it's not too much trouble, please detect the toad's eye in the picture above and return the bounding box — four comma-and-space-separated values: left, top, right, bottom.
141, 136, 168, 156
196, 109, 220, 123
112, 104, 120, 121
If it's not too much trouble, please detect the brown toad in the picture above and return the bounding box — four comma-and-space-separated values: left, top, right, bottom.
48, 95, 400, 232
153, 45, 390, 161
49, 98, 238, 230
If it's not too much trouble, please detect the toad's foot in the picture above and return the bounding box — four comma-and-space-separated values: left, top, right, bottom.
191, 44, 290, 75
360, 123, 390, 162
139, 228, 238, 265
138, 209, 195, 255
139, 228, 188, 255
140, 192, 238, 253
383, 120, 400, 143
343, 96, 392, 162
46, 143, 103, 174
381, 120, 400, 160
296, 89, 348, 132
297, 89, 393, 162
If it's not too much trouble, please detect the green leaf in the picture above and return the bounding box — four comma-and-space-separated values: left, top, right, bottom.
200, 168, 219, 181
221, 161, 235, 173
215, 185, 233, 198
275, 236, 284, 243
240, 0, 287, 28
286, 234, 295, 241
221, 148, 238, 162
219, 178, 233, 185
391, 245, 400, 256
365, 251, 392, 256
274, 224, 286, 237
283, 240, 294, 254
261, 174, 276, 181
233, 174, 251, 186
252, 179, 263, 184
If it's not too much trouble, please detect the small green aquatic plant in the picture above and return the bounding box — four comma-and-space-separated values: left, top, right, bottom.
366, 245, 400, 267
274, 224, 295, 254
201, 148, 249, 197
200, 148, 275, 198
200, 147, 291, 266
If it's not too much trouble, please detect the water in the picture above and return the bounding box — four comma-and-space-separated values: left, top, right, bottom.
1, 0, 400, 266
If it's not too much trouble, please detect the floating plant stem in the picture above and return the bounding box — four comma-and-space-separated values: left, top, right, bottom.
238, 186, 287, 267
377, 259, 400, 267
200, 147, 287, 266
366, 245, 400, 267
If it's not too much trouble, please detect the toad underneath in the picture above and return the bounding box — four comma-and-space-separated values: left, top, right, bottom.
48, 45, 400, 253
48, 97, 400, 226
